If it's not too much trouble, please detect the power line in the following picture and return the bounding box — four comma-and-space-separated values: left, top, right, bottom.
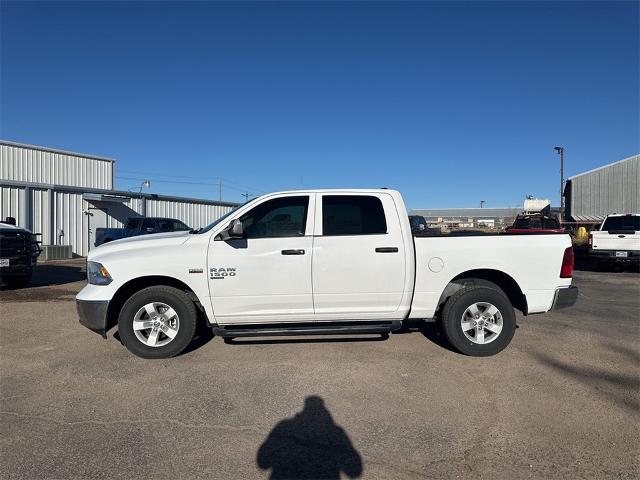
117, 169, 265, 195
115, 176, 253, 193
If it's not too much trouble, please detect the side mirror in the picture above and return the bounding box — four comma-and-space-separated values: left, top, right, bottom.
217, 219, 243, 241
229, 219, 244, 237
4, 216, 16, 226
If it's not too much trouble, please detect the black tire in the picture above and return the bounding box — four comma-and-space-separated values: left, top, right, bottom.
441, 285, 516, 357
118, 286, 198, 359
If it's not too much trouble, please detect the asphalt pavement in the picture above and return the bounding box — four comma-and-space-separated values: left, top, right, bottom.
1, 258, 638, 479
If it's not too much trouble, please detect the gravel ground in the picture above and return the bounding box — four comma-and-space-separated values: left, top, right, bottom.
1, 258, 638, 479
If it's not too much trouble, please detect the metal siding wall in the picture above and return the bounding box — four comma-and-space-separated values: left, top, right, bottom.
54, 191, 88, 256
104, 197, 144, 229
0, 185, 23, 224
0, 144, 113, 189
572, 155, 639, 218
2, 181, 232, 256
145, 199, 233, 229
31, 188, 50, 243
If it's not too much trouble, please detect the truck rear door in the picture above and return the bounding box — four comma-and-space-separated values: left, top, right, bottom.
312, 193, 407, 316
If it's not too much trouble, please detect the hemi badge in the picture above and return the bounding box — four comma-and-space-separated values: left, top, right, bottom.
188, 268, 204, 274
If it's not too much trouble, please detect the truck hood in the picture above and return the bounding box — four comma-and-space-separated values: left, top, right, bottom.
90, 230, 191, 258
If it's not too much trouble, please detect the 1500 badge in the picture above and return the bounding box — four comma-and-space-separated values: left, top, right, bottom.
210, 267, 237, 279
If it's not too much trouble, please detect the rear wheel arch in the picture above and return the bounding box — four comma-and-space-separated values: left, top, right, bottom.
436, 269, 527, 316
106, 276, 208, 332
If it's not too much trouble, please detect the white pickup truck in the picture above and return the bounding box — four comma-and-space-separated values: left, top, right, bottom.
589, 213, 640, 268
77, 189, 577, 359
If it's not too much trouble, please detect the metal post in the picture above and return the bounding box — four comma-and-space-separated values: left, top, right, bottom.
48, 188, 55, 245
555, 147, 565, 219
218, 180, 223, 201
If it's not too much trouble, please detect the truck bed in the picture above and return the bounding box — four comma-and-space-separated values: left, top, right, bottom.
410, 233, 572, 319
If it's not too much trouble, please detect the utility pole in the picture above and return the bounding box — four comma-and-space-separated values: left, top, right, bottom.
554, 147, 565, 219
217, 180, 223, 202
480, 200, 486, 208
241, 192, 251, 202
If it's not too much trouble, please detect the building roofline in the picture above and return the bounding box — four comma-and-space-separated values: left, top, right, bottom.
0, 179, 240, 208
0, 140, 116, 163
411, 207, 520, 211
567, 154, 639, 180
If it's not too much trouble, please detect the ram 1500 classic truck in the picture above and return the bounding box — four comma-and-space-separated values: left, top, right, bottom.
76, 189, 578, 359
588, 213, 640, 268
94, 217, 191, 247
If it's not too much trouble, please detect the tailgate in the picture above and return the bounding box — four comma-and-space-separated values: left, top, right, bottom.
592, 232, 640, 251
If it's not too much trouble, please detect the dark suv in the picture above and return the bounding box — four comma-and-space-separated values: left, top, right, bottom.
0, 217, 41, 288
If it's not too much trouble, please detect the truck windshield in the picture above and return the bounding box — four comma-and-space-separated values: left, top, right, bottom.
601, 216, 640, 231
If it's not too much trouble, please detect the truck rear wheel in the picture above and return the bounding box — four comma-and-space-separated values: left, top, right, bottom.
117, 286, 198, 359
441, 285, 516, 357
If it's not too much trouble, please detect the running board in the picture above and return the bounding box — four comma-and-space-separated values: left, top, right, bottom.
212, 321, 402, 338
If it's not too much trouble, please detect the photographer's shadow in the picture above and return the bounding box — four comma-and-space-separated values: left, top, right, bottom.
257, 396, 363, 479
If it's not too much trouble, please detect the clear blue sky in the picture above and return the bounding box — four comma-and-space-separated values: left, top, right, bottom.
1, 1, 638, 208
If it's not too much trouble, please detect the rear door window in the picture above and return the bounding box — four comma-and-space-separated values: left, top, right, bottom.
322, 195, 387, 236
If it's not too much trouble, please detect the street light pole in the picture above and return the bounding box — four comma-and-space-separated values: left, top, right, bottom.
554, 147, 564, 219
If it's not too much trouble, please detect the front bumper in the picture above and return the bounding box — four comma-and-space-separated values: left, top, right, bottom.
552, 286, 578, 310
77, 299, 110, 338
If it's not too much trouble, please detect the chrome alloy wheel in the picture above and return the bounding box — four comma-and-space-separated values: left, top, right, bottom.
133, 302, 180, 347
461, 302, 503, 345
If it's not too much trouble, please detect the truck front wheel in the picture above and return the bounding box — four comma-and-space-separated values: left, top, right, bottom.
441, 286, 516, 357
118, 286, 198, 359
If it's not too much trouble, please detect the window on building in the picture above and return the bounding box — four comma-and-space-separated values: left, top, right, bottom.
239, 196, 309, 238
322, 195, 387, 236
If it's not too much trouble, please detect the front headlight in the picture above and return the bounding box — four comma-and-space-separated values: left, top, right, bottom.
87, 261, 113, 285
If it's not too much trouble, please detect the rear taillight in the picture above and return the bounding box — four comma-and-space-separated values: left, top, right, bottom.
587, 234, 593, 249
560, 246, 574, 278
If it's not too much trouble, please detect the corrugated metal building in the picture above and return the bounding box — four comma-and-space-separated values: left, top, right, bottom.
564, 154, 640, 223
0, 141, 237, 256
409, 207, 522, 229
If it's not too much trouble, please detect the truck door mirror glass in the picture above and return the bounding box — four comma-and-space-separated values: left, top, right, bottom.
217, 219, 244, 241
229, 219, 244, 237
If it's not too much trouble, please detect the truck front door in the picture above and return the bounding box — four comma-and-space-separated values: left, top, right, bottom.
208, 194, 315, 323
312, 193, 407, 316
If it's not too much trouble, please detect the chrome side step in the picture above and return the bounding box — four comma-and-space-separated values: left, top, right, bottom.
212, 320, 402, 338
